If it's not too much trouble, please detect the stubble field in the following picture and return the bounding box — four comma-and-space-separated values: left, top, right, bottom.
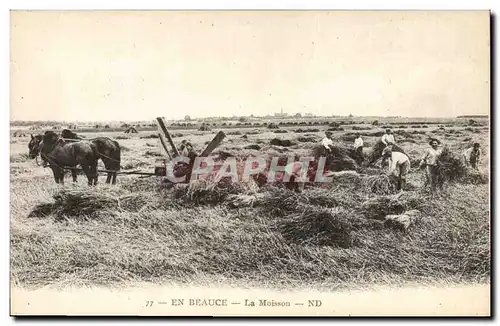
10, 119, 490, 291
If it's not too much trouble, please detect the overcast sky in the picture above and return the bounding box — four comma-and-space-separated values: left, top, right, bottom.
10, 10, 490, 121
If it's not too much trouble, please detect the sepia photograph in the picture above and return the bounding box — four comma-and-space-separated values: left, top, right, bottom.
9, 9, 491, 317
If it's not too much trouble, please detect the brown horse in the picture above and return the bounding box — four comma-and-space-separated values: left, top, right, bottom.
61, 129, 83, 140
39, 131, 99, 186
59, 129, 121, 184
28, 133, 44, 159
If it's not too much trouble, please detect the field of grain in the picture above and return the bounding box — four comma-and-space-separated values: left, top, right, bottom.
10, 118, 490, 290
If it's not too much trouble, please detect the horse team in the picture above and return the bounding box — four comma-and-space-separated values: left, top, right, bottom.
28, 129, 121, 186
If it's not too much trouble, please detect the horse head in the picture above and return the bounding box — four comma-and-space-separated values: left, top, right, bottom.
28, 134, 44, 159
39, 131, 62, 165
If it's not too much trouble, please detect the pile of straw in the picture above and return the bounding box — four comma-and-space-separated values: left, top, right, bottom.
436, 146, 467, 183
363, 174, 399, 195
29, 189, 120, 220
279, 206, 353, 247
361, 195, 406, 220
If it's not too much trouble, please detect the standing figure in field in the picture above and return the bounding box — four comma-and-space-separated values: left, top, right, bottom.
419, 138, 443, 193
39, 131, 99, 186
179, 140, 195, 157
353, 133, 364, 164
381, 128, 396, 146
463, 142, 482, 170
321, 131, 334, 151
382, 146, 411, 192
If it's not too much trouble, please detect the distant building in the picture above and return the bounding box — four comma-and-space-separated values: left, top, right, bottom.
274, 108, 288, 118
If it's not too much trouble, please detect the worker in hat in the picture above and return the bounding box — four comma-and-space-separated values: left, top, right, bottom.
463, 142, 482, 170
382, 145, 411, 192
353, 133, 364, 164
179, 139, 195, 157
381, 128, 396, 146
419, 138, 443, 193
321, 131, 334, 151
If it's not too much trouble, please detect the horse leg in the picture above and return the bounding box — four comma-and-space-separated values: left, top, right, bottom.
71, 169, 78, 183
105, 172, 112, 184
91, 163, 98, 185
81, 165, 94, 186
58, 170, 65, 185
111, 172, 117, 185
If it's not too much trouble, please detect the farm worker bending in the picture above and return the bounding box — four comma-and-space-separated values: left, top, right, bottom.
382, 146, 411, 191
321, 131, 334, 151
381, 128, 396, 146
179, 140, 195, 157
463, 143, 481, 170
419, 138, 442, 193
353, 133, 364, 164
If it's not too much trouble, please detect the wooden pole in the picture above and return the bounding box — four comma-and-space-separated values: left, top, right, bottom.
158, 133, 172, 159
200, 131, 226, 157
156, 117, 179, 157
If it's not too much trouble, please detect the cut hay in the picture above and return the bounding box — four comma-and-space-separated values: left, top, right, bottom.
363, 174, 399, 195
436, 146, 467, 183
312, 144, 359, 172
384, 209, 421, 232
461, 168, 489, 185
173, 178, 259, 205
270, 138, 296, 147
297, 136, 317, 143
140, 134, 159, 139
244, 144, 261, 150
29, 189, 120, 220
326, 170, 362, 188
278, 206, 360, 248
361, 195, 406, 220
226, 194, 264, 208
198, 125, 212, 131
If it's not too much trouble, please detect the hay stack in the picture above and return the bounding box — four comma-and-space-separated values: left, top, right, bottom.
30, 189, 120, 220
198, 124, 212, 131
279, 206, 353, 248
363, 174, 399, 195
436, 146, 467, 183
270, 138, 296, 147
312, 144, 359, 172
124, 126, 138, 134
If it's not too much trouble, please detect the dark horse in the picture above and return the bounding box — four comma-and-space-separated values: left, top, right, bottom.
61, 129, 83, 140
61, 129, 121, 184
39, 131, 99, 186
28, 133, 44, 159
